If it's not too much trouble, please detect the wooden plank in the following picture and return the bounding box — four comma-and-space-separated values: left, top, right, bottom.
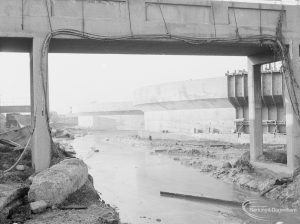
160, 191, 242, 207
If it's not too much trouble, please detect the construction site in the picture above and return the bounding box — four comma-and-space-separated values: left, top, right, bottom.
1, 0, 300, 223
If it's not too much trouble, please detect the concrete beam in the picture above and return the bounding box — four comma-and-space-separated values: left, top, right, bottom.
248, 54, 278, 65
0, 105, 30, 113
248, 57, 263, 161
285, 40, 300, 171
30, 37, 51, 172
76, 110, 144, 116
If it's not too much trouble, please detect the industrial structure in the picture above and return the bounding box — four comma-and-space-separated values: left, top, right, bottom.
134, 65, 286, 145
227, 65, 286, 134
134, 77, 235, 134
74, 101, 144, 130
0, 0, 299, 175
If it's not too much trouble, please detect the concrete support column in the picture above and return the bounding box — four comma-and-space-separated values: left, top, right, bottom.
248, 58, 263, 162
30, 36, 51, 172
286, 41, 300, 171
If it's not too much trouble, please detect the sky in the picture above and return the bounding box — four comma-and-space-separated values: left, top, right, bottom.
0, 53, 247, 114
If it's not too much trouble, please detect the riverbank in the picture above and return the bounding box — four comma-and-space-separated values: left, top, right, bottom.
0, 128, 119, 224
102, 131, 300, 210
70, 130, 251, 224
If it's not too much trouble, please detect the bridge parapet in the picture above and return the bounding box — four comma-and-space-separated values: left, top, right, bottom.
0, 0, 298, 51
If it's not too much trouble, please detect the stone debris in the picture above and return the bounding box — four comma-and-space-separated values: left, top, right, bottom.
52, 128, 75, 139
28, 158, 88, 206
15, 165, 25, 171
91, 147, 100, 153
30, 200, 48, 214
221, 162, 232, 169
0, 184, 29, 222
0, 184, 29, 211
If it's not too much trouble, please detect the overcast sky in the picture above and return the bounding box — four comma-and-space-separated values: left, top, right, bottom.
0, 53, 247, 113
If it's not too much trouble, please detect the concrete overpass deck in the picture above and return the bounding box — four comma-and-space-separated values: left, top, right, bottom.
0, 105, 30, 113
74, 101, 143, 116
134, 77, 231, 111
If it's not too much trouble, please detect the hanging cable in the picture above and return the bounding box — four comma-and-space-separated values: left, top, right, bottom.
157, 0, 170, 37
232, 3, 239, 39
45, 0, 53, 32
127, 0, 133, 36
274, 5, 300, 125
21, 0, 24, 30
259, 4, 262, 39
211, 2, 217, 38
81, 0, 85, 37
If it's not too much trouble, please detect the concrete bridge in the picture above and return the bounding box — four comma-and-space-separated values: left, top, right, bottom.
1, 0, 299, 173
73, 101, 144, 130
73, 101, 143, 116
0, 105, 30, 113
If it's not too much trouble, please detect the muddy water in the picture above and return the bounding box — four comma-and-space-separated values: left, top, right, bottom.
70, 132, 281, 224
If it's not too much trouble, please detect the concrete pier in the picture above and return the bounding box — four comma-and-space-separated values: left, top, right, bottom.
30, 37, 51, 172
248, 58, 263, 162
286, 41, 300, 170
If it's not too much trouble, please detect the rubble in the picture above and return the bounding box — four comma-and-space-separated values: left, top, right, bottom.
91, 147, 100, 153
221, 162, 232, 169
0, 128, 120, 224
16, 165, 25, 171
0, 184, 29, 223
30, 201, 47, 214
0, 184, 29, 211
52, 128, 75, 139
0, 126, 31, 148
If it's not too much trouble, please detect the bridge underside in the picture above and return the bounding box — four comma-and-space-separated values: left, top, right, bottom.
0, 106, 30, 113
0, 37, 272, 56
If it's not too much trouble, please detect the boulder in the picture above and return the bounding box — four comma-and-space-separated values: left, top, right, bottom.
0, 184, 28, 223
28, 158, 88, 206
0, 184, 29, 211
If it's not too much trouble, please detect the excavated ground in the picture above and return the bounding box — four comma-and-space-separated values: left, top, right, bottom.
0, 129, 119, 224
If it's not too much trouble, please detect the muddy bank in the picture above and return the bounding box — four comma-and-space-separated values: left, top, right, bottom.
104, 132, 300, 209
0, 128, 119, 224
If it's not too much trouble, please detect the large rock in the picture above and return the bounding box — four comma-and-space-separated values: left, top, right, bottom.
28, 158, 88, 206
0, 184, 28, 223
0, 184, 29, 211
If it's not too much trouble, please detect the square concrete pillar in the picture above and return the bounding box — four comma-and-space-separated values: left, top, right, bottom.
30, 37, 51, 172
248, 58, 263, 162
285, 41, 300, 171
